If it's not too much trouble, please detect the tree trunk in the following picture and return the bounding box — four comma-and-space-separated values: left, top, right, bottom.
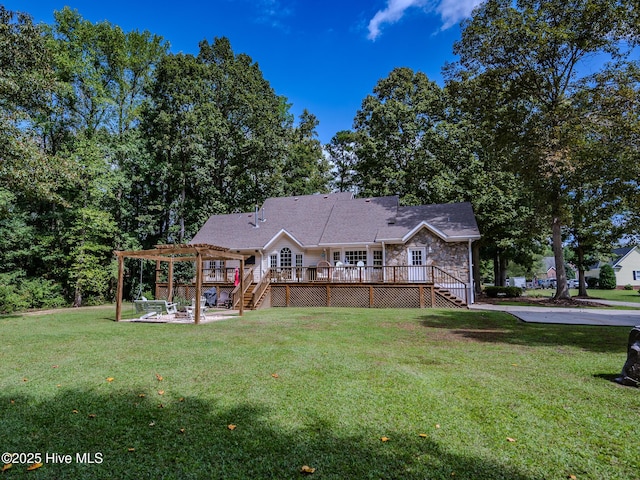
73, 286, 82, 307
577, 247, 588, 297
493, 250, 508, 287
551, 213, 570, 299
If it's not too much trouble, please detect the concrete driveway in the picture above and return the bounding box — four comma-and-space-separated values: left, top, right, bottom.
469, 301, 640, 327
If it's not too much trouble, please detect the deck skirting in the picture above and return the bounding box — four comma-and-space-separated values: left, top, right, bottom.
270, 283, 465, 308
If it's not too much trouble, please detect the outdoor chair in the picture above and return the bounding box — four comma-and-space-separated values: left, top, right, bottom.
316, 260, 331, 281
217, 291, 232, 309
186, 297, 207, 322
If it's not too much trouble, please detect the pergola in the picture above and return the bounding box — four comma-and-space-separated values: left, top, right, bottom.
114, 244, 246, 324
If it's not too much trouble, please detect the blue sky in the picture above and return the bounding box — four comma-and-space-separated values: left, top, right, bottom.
7, 0, 483, 144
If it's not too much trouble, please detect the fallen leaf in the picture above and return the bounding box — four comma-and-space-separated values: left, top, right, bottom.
158, 390, 164, 395
128, 448, 135, 452
435, 424, 440, 429
51, 365, 58, 368
157, 404, 164, 408
227, 424, 236, 430
300, 465, 316, 474
506, 437, 516, 443
419, 433, 427, 438
567, 476, 577, 480
149, 421, 155, 427
22, 378, 27, 382
511, 364, 518, 367
106, 377, 114, 382
88, 414, 97, 418
2, 464, 12, 472
138, 393, 146, 398
10, 399, 14, 404
155, 373, 163, 381
179, 397, 185, 402
72, 409, 79, 414
179, 428, 185, 434
271, 373, 279, 378
380, 436, 390, 442
57, 384, 61, 387
26, 463, 43, 471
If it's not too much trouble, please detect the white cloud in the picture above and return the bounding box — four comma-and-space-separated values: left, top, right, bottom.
367, 0, 484, 40
367, 0, 430, 41
436, 0, 484, 30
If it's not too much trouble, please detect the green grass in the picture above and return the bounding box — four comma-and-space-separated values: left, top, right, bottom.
1, 306, 639, 479
523, 288, 640, 306
583, 288, 640, 303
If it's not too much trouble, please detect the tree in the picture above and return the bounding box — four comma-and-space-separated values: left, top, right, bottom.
353, 67, 463, 205
142, 37, 296, 243
39, 8, 168, 303
452, 0, 638, 299
326, 130, 358, 193
598, 263, 617, 290
0, 7, 67, 203
282, 110, 331, 196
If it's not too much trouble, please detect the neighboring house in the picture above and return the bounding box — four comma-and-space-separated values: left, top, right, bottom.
587, 246, 640, 288
183, 193, 480, 308
541, 257, 557, 279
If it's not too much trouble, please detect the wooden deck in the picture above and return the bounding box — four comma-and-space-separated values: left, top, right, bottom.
157, 267, 469, 310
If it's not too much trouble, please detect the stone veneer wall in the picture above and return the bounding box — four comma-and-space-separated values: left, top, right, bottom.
385, 228, 470, 282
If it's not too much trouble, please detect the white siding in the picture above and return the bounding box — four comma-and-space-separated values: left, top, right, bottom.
616, 248, 640, 287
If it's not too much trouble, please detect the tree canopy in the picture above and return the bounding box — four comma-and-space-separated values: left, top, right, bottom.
0, 3, 637, 311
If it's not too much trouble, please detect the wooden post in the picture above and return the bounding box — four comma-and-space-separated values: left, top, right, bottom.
430, 285, 435, 307
116, 253, 124, 322
419, 285, 424, 308
369, 285, 374, 307
195, 251, 203, 325
239, 258, 244, 316
167, 257, 174, 302
326, 285, 331, 306
155, 260, 161, 299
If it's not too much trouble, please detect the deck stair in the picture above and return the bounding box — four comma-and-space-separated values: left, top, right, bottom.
434, 286, 466, 308
242, 283, 271, 310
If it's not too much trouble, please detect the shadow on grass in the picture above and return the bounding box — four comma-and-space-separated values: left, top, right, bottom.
418, 310, 630, 354
0, 389, 538, 480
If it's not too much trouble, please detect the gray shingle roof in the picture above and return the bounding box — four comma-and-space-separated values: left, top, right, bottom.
190, 193, 480, 249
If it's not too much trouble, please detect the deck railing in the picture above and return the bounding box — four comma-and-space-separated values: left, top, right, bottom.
231, 267, 254, 309
250, 268, 272, 308
268, 265, 468, 304
160, 265, 468, 305
204, 267, 255, 283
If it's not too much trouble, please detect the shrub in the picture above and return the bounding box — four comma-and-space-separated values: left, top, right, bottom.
21, 277, 66, 309
624, 284, 634, 290
0, 273, 66, 313
598, 264, 617, 290
484, 286, 523, 298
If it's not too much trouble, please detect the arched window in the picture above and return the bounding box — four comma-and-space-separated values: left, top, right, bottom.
280, 247, 292, 267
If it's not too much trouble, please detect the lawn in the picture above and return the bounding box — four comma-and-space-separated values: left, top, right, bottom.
523, 288, 640, 305
1, 306, 638, 479
582, 288, 640, 303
